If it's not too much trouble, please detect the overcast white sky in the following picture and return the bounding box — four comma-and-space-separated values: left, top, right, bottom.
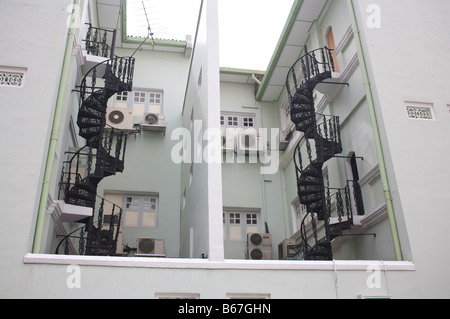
127, 0, 294, 70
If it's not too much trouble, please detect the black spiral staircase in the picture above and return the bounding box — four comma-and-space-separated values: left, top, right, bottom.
286, 47, 356, 260
57, 25, 135, 256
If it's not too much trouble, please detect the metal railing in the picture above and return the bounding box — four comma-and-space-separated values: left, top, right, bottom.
299, 183, 353, 260
84, 24, 117, 59
59, 129, 132, 207
286, 46, 336, 100
78, 55, 135, 107
55, 195, 123, 256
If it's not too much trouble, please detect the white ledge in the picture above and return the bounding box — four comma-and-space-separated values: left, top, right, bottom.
24, 254, 415, 271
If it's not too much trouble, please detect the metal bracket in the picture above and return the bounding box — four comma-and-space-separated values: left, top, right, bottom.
320, 81, 350, 86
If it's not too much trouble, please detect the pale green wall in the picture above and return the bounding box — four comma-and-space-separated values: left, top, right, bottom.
0, 0, 74, 292
2, 0, 450, 300
97, 48, 191, 257
270, 0, 399, 260
220, 81, 290, 259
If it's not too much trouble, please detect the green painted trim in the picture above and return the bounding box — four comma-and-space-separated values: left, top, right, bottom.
220, 67, 265, 76
124, 36, 187, 48
346, 0, 403, 261
255, 0, 304, 101
33, 0, 80, 253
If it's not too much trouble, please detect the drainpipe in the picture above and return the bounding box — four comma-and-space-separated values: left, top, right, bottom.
346, 0, 403, 261
32, 0, 80, 253
251, 74, 261, 85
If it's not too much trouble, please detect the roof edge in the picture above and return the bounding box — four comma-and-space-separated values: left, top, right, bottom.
220, 67, 265, 76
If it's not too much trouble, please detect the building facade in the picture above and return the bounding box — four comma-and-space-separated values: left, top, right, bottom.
0, 0, 449, 298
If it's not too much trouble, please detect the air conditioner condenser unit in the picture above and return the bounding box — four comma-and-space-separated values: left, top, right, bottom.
221, 127, 235, 153
248, 247, 272, 260
140, 113, 166, 132
136, 237, 165, 256
106, 107, 133, 130
247, 233, 272, 260
237, 129, 264, 155
278, 238, 297, 260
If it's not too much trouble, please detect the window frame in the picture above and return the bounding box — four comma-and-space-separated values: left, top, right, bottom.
113, 89, 164, 113
223, 209, 262, 241
221, 112, 257, 129
326, 26, 340, 73
122, 194, 159, 228
292, 197, 310, 233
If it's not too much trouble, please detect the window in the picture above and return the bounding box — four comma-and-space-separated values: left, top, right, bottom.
347, 153, 365, 216
323, 166, 330, 188
223, 210, 261, 240
326, 27, 340, 73
134, 91, 146, 103
149, 92, 162, 104
221, 113, 256, 129
227, 115, 239, 127
114, 89, 164, 114
242, 116, 254, 127
116, 91, 128, 101
293, 199, 310, 232
123, 195, 159, 227
246, 213, 258, 226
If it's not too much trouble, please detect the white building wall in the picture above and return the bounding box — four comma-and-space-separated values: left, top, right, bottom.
180, 0, 224, 260
353, 0, 450, 296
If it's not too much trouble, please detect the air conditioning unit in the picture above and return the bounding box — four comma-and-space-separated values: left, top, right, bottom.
140, 113, 166, 132
279, 129, 291, 152
136, 237, 165, 256
221, 127, 235, 152
247, 233, 272, 260
106, 107, 133, 130
237, 129, 264, 155
278, 238, 297, 260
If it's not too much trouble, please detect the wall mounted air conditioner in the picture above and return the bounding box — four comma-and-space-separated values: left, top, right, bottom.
278, 238, 297, 260
221, 127, 235, 153
237, 129, 264, 155
136, 237, 165, 256
247, 233, 272, 260
279, 129, 292, 152
106, 107, 134, 130
140, 113, 166, 132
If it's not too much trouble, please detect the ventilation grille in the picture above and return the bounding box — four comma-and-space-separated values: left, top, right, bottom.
405, 102, 434, 120
0, 67, 26, 87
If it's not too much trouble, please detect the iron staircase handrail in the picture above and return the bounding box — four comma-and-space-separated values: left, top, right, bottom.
78, 55, 136, 109
83, 23, 117, 59
286, 46, 335, 99
55, 195, 124, 255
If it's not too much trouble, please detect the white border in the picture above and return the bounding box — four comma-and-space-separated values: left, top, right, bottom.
23, 253, 415, 271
